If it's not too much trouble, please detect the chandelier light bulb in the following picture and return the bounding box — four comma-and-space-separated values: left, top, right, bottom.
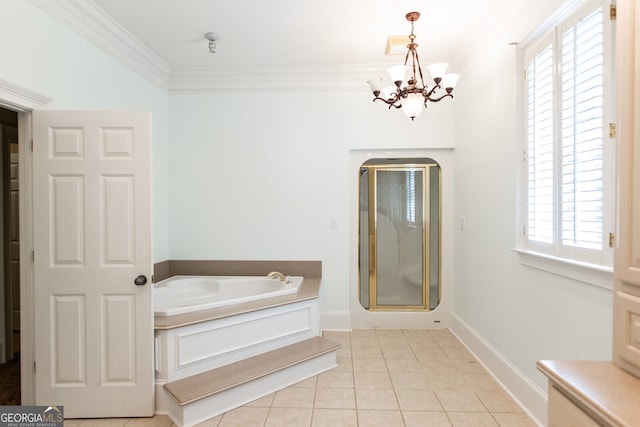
402, 93, 425, 120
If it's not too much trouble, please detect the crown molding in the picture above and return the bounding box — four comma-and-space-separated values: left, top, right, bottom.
0, 78, 53, 111
169, 64, 396, 93
30, 0, 171, 90
28, 0, 464, 93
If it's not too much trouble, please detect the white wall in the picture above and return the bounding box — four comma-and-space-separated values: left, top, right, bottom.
0, 0, 170, 261
168, 90, 455, 317
451, 0, 613, 401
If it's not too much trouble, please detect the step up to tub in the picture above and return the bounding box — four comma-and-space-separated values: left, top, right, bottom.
161, 336, 340, 426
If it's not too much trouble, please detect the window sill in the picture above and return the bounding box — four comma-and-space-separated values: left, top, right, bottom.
513, 249, 613, 290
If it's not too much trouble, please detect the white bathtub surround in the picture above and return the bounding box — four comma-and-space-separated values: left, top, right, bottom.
153, 274, 338, 427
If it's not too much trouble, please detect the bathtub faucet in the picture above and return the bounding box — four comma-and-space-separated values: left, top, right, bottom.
267, 271, 287, 282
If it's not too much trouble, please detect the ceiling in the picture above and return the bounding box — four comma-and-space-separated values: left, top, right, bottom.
90, 0, 530, 74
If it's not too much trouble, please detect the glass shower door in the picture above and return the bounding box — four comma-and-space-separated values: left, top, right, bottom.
359, 159, 440, 311
374, 168, 425, 307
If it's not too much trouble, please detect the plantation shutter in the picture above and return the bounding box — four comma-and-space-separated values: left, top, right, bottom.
560, 7, 604, 250
524, 2, 608, 264
526, 41, 555, 244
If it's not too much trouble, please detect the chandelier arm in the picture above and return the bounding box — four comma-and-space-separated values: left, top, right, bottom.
373, 95, 402, 106
426, 93, 454, 103
424, 83, 441, 98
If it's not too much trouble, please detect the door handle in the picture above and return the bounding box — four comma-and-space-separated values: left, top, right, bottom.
134, 275, 148, 286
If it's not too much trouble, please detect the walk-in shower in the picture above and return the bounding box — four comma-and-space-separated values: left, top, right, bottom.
359, 158, 440, 311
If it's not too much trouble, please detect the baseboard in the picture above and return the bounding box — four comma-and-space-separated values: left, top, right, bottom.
320, 311, 351, 331
450, 312, 547, 426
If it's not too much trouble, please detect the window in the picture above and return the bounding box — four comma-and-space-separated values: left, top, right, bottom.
518, 0, 614, 284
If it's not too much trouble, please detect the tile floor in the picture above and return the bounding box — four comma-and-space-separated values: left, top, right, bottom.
65, 329, 538, 426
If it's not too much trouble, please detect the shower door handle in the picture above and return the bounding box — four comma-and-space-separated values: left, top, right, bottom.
134, 275, 148, 286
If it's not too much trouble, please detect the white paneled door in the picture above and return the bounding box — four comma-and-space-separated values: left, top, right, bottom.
32, 111, 153, 417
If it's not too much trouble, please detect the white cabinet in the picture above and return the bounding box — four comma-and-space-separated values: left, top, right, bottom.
548, 386, 599, 427
613, 0, 640, 377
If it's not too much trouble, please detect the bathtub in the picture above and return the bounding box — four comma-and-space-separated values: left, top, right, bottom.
154, 275, 303, 316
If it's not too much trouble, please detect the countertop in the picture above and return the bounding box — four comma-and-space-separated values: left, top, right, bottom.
537, 359, 640, 426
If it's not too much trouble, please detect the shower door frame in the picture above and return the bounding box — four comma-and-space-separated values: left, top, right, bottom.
359, 161, 441, 312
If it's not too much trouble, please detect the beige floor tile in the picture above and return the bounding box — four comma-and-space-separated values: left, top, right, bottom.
316, 370, 355, 388
492, 412, 539, 427
352, 357, 388, 372
402, 328, 433, 337
314, 388, 356, 409
193, 415, 222, 426
390, 371, 432, 390
244, 392, 274, 407
322, 331, 350, 344
405, 332, 440, 347
292, 376, 318, 388
464, 373, 502, 391
447, 412, 499, 426
377, 335, 410, 348
476, 389, 524, 413
452, 359, 487, 374
375, 329, 405, 337
443, 345, 475, 360
355, 388, 399, 410
218, 407, 269, 426
436, 390, 487, 412
351, 344, 384, 358
74, 419, 130, 427
357, 410, 404, 427
65, 329, 537, 427
428, 372, 470, 391
385, 357, 422, 373
265, 407, 312, 427
403, 411, 452, 427
272, 386, 316, 408
413, 346, 449, 362
311, 409, 357, 427
435, 336, 465, 348
351, 336, 380, 347
381, 345, 415, 358
350, 329, 377, 338
429, 329, 455, 338
354, 371, 392, 389
335, 356, 353, 372
395, 389, 443, 411
123, 416, 173, 426
335, 345, 352, 358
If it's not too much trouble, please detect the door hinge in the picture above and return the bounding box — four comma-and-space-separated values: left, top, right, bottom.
30, 139, 33, 152
523, 226, 527, 236
523, 69, 527, 81
32, 250, 35, 263
609, 123, 616, 138
609, 232, 615, 248
151, 275, 155, 284
610, 4, 616, 20
33, 361, 36, 373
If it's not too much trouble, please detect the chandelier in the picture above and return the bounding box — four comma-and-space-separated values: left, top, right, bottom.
367, 12, 459, 121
